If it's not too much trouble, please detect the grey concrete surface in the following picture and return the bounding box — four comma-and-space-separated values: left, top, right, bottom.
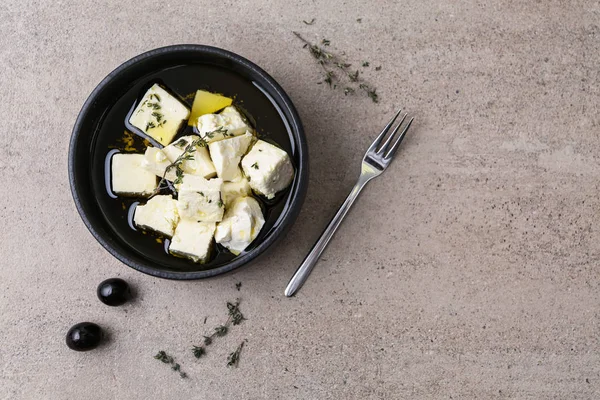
1, 0, 599, 399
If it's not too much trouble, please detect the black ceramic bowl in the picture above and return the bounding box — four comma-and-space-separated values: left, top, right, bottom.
69, 45, 308, 279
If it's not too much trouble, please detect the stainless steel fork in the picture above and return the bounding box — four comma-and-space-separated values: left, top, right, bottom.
285, 109, 414, 297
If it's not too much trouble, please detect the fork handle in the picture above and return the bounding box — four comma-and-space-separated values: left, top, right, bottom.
284, 176, 370, 297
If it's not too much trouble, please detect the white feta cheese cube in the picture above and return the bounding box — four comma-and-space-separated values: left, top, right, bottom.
176, 175, 224, 222
133, 195, 179, 237
221, 178, 252, 207
169, 220, 216, 263
163, 135, 216, 178
208, 131, 255, 181
196, 114, 228, 144
111, 153, 157, 196
215, 197, 265, 255
220, 106, 252, 136
128, 84, 190, 146
241, 140, 294, 199
196, 106, 252, 144
141, 147, 177, 181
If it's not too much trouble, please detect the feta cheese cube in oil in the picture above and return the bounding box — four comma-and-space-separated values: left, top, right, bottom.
141, 147, 177, 181
221, 178, 252, 207
196, 106, 252, 144
169, 220, 216, 263
208, 131, 255, 181
220, 106, 252, 136
176, 175, 224, 222
111, 153, 157, 196
133, 195, 179, 237
241, 140, 294, 199
128, 84, 190, 146
215, 196, 265, 255
196, 114, 228, 144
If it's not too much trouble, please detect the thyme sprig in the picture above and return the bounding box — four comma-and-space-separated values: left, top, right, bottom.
292, 31, 379, 103
227, 341, 246, 368
192, 299, 245, 359
151, 131, 222, 196
154, 350, 187, 378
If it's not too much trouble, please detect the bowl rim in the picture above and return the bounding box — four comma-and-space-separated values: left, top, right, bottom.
68, 44, 308, 280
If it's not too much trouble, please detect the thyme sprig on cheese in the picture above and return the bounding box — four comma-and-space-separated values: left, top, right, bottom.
152, 133, 217, 195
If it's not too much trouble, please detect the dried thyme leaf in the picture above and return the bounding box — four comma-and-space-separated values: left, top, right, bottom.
227, 341, 245, 368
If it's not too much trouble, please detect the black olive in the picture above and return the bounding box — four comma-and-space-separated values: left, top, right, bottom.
66, 322, 103, 351
97, 278, 131, 306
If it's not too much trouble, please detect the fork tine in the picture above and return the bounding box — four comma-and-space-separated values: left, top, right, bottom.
377, 113, 407, 154
384, 117, 414, 160
367, 108, 402, 152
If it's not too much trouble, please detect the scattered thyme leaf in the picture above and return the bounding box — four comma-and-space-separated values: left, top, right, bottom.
173, 167, 184, 185
251, 162, 259, 170
146, 102, 161, 110
205, 127, 227, 140
357, 18, 362, 23
203, 336, 212, 345
322, 39, 331, 46
154, 351, 173, 364
152, 111, 163, 123
349, 70, 359, 82
215, 325, 228, 337
180, 372, 187, 379
362, 61, 370, 67
174, 138, 188, 148
375, 65, 382, 71
145, 121, 156, 131
236, 282, 242, 291
217, 199, 224, 208
367, 89, 379, 103
324, 71, 335, 86
172, 363, 181, 371
227, 299, 245, 325
344, 87, 355, 96
227, 341, 245, 368
192, 346, 205, 359
302, 18, 316, 25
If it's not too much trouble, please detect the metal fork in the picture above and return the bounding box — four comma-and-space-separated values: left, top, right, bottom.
285, 109, 414, 297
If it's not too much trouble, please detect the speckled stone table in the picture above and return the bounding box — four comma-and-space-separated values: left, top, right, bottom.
1, 1, 599, 398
